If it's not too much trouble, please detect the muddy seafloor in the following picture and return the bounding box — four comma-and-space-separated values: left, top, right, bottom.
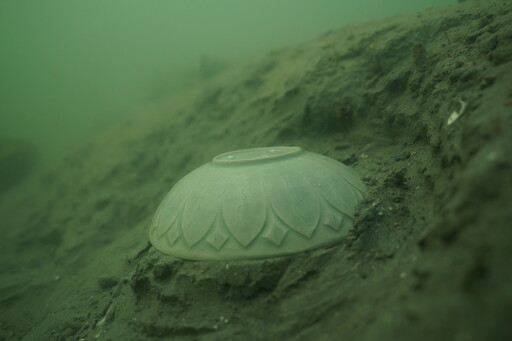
1, 1, 512, 340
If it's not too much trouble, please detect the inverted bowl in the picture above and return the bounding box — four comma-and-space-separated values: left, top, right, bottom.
149, 146, 366, 260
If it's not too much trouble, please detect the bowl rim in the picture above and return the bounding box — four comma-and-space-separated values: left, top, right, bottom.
212, 146, 302, 165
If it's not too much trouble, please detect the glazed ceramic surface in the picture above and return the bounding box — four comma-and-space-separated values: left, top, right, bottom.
149, 146, 366, 260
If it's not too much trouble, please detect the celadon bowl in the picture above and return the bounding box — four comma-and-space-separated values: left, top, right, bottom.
149, 146, 366, 261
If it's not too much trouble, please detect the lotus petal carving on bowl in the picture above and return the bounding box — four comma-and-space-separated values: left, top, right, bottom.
149, 146, 366, 260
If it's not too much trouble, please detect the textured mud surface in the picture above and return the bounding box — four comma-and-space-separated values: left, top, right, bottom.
1, 1, 511, 340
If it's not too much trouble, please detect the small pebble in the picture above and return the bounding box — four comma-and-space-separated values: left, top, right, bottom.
98, 275, 119, 290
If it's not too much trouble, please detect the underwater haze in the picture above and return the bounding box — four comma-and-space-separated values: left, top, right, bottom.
0, 0, 454, 168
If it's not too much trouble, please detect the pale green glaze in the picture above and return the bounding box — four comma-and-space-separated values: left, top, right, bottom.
149, 146, 366, 260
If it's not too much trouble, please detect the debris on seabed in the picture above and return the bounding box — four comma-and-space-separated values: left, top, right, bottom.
96, 303, 116, 328
447, 98, 468, 125
95, 302, 116, 339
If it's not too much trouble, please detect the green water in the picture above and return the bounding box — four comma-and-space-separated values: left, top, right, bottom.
0, 0, 455, 169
